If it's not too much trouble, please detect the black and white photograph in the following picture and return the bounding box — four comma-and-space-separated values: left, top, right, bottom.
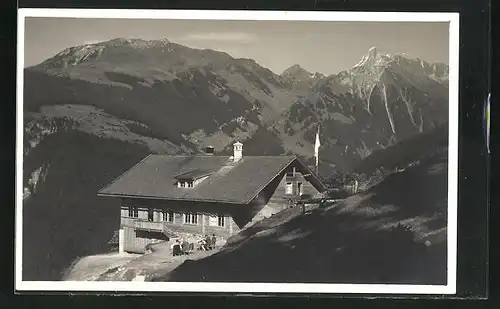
16, 9, 459, 294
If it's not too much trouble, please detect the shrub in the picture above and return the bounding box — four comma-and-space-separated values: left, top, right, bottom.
321, 165, 395, 196
321, 171, 367, 190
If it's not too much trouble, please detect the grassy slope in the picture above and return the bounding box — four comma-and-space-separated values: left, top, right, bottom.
22, 131, 150, 281
23, 69, 256, 144
354, 123, 448, 175
160, 149, 448, 284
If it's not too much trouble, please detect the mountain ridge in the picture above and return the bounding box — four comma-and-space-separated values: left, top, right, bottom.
31, 38, 448, 79
25, 38, 449, 170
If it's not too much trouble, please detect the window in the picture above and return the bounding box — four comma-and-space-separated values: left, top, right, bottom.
147, 208, 154, 222
209, 215, 217, 226
217, 215, 225, 227
163, 210, 174, 223
184, 213, 198, 225
297, 182, 303, 196
285, 182, 293, 195
209, 214, 225, 227
177, 181, 193, 188
128, 206, 138, 218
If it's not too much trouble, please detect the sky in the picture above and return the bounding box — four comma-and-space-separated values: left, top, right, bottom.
23, 17, 449, 75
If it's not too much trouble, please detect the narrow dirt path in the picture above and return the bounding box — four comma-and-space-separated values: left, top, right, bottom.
63, 252, 138, 281
97, 241, 221, 281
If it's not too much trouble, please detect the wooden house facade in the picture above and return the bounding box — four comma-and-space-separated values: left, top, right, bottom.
98, 142, 325, 254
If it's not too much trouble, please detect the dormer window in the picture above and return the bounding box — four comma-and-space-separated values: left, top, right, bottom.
174, 168, 213, 188
176, 180, 194, 188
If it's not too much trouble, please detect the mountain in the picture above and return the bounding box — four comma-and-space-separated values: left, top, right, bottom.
22, 38, 449, 280
272, 46, 448, 169
280, 64, 324, 92
25, 40, 448, 167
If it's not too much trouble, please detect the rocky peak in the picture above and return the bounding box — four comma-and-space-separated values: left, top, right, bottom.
352, 46, 394, 70
99, 37, 173, 49
282, 64, 308, 73
368, 46, 377, 57
281, 64, 313, 80
36, 37, 178, 69
311, 72, 325, 79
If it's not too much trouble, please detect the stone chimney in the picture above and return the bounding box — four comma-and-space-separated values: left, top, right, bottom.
233, 141, 243, 162
205, 146, 215, 155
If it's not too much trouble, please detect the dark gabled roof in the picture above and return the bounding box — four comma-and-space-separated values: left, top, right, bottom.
98, 154, 325, 204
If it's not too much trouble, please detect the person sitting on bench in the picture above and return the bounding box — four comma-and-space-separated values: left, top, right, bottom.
199, 239, 207, 251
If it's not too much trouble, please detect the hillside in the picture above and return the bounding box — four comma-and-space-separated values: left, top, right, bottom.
354, 123, 448, 175
22, 131, 150, 280
157, 148, 448, 284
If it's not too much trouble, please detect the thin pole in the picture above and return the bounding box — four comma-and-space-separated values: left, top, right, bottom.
314, 126, 320, 176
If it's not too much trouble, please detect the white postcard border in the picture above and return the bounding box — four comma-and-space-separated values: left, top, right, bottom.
15, 9, 460, 295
